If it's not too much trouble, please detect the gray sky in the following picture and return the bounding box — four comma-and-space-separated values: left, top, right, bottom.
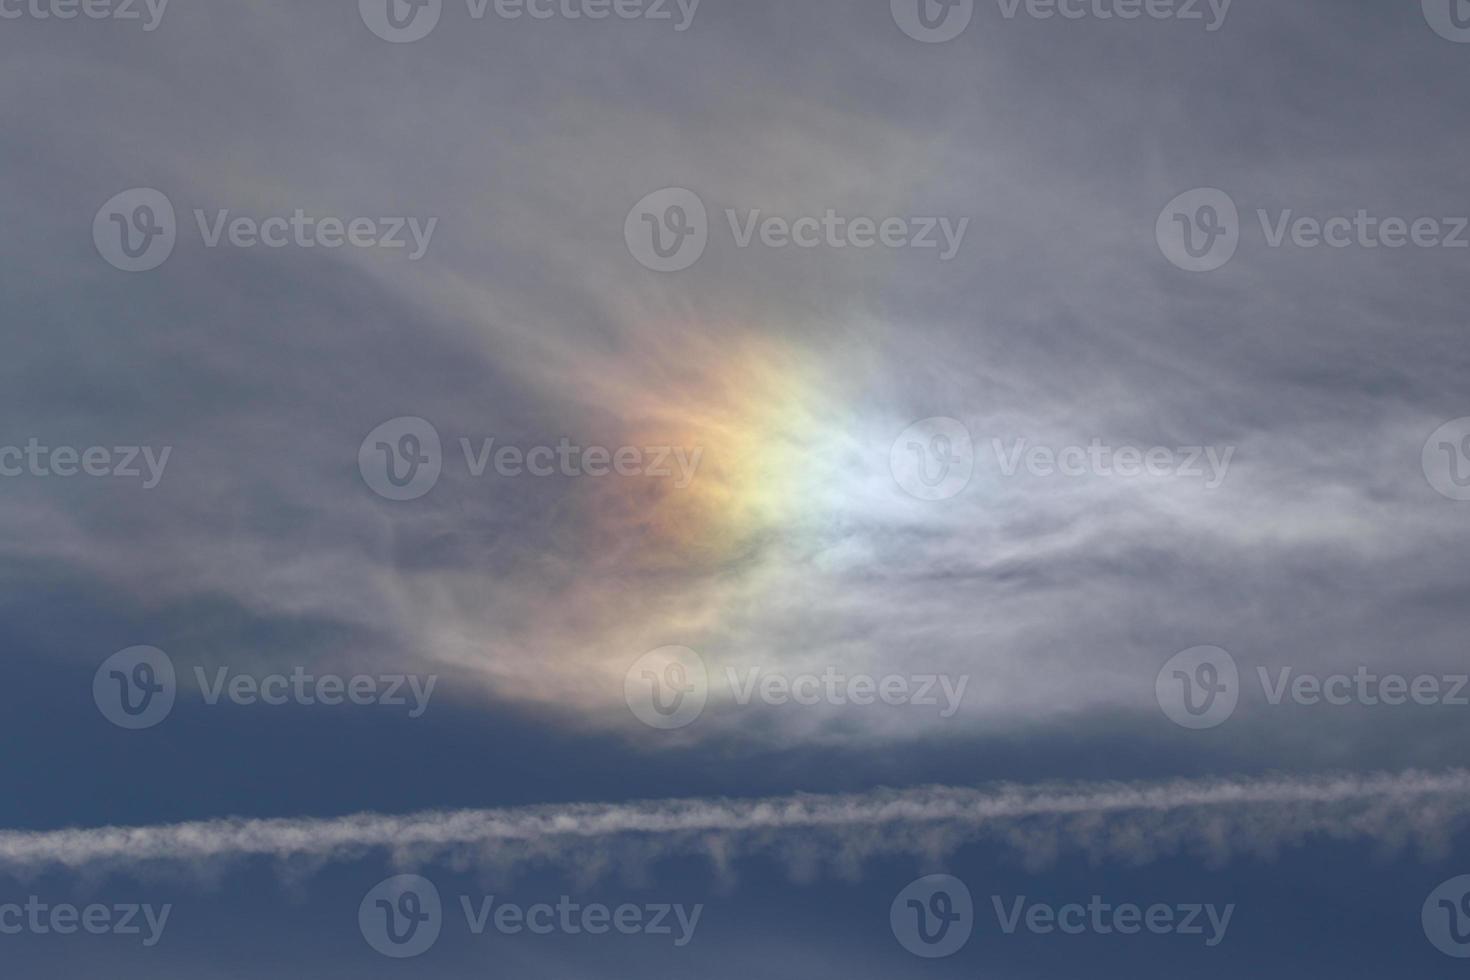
2, 0, 1470, 975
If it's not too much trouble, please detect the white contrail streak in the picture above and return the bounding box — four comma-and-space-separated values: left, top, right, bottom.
3, 769, 1467, 882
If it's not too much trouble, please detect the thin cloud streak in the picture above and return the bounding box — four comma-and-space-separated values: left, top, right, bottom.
3, 769, 1468, 882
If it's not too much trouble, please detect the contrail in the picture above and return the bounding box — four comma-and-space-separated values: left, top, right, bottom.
3, 769, 1467, 883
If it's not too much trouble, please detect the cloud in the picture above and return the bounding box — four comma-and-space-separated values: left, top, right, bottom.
3, 769, 1467, 885
3, 0, 1469, 756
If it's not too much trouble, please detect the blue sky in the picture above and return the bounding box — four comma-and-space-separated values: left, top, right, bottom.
3, 0, 1470, 975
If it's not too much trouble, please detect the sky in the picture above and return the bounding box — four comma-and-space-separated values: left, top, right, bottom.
2, 0, 1470, 975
